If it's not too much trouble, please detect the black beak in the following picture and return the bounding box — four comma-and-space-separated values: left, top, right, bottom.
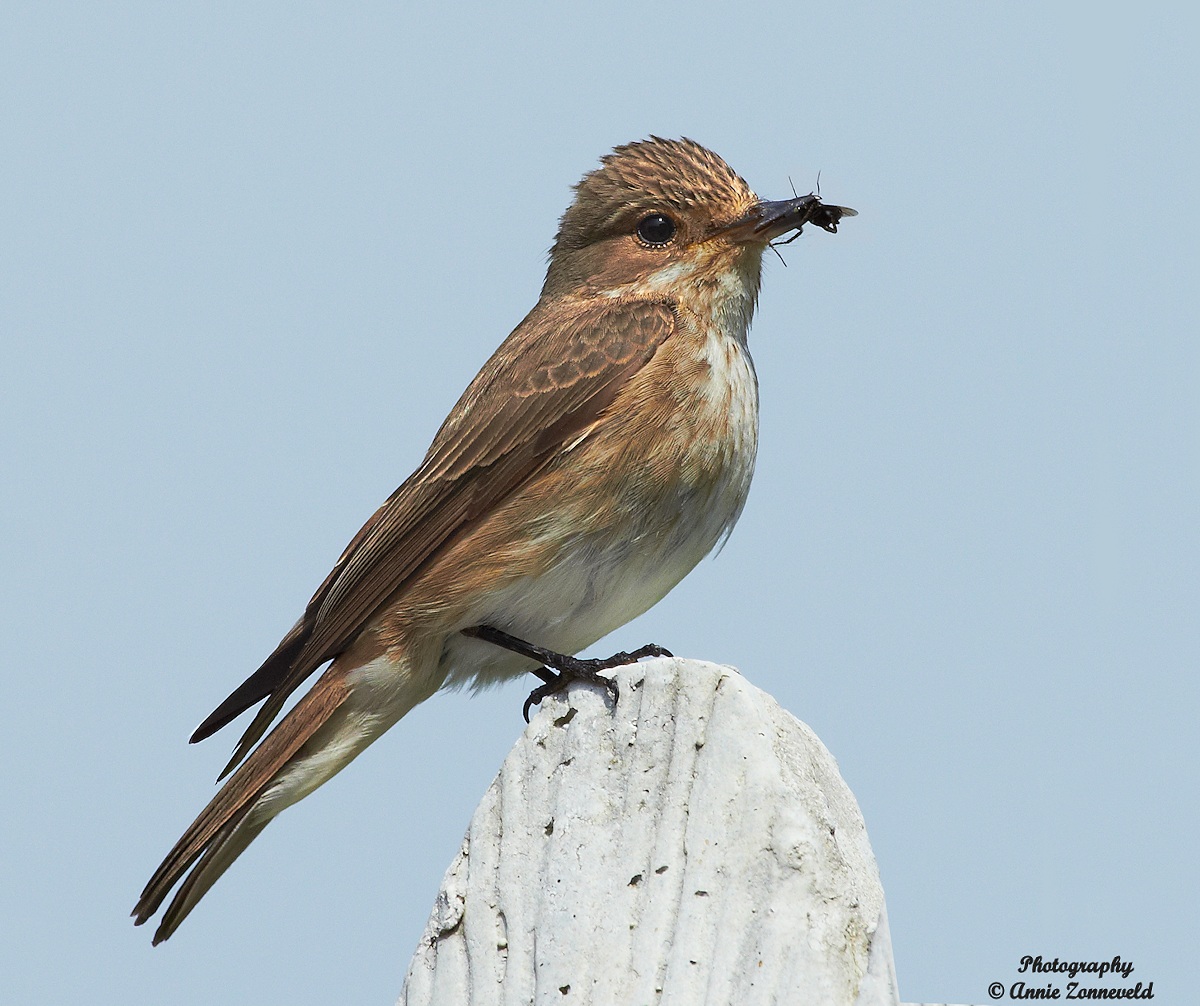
757, 195, 857, 239
726, 194, 857, 243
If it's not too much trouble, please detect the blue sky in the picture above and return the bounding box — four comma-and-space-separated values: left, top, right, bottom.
2, 3, 1196, 1003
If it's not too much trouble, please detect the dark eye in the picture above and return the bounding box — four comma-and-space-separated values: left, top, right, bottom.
636, 213, 676, 245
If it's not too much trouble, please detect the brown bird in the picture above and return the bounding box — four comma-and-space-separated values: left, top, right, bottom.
132, 137, 854, 944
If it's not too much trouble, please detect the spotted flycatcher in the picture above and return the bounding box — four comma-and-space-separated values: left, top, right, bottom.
133, 137, 854, 942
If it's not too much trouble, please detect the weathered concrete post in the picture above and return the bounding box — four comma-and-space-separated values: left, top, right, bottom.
400, 658, 900, 1006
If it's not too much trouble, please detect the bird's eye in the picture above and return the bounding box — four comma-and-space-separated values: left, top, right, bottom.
636, 213, 676, 246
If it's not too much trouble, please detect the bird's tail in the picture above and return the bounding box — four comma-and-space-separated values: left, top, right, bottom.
132, 658, 398, 944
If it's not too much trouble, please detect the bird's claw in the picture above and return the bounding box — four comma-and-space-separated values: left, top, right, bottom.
461, 625, 672, 722
521, 663, 615, 722
519, 642, 673, 722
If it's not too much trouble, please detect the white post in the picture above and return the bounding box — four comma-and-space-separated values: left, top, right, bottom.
400, 658, 901, 1006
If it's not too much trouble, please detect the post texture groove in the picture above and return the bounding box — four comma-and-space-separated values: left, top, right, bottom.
400, 657, 898, 1006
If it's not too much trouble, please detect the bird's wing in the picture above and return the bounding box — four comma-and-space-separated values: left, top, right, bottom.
191, 298, 679, 775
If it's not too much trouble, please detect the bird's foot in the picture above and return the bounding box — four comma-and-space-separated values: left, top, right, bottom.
461, 625, 672, 722
519, 643, 675, 723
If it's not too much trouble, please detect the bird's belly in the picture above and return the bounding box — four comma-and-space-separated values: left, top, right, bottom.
441, 328, 759, 689
440, 494, 735, 689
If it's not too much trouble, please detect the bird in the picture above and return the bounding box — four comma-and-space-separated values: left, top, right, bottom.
132, 136, 854, 944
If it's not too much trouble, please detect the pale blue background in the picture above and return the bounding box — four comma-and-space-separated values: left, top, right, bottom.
3, 3, 1196, 1003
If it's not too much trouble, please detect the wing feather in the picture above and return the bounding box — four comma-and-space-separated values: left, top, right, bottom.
194, 298, 678, 775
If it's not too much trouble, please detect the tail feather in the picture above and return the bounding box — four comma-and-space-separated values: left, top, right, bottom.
132, 668, 350, 939
188, 620, 310, 746
151, 812, 269, 945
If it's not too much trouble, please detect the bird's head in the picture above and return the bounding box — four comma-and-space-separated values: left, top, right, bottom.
541, 137, 854, 314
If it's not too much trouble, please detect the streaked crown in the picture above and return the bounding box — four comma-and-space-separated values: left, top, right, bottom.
542, 137, 760, 298
553, 137, 755, 251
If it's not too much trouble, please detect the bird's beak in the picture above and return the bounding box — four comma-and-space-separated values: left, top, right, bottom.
723, 194, 857, 244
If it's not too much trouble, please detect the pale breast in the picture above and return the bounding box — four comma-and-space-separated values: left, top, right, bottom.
445, 323, 760, 688
686, 324, 760, 544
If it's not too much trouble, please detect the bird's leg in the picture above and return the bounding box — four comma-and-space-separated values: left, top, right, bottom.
461, 625, 673, 722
